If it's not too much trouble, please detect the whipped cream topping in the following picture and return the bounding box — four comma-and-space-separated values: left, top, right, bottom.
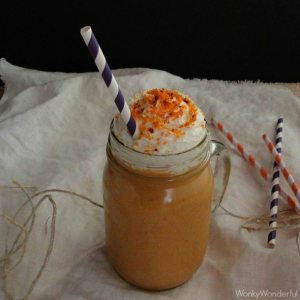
113, 89, 207, 155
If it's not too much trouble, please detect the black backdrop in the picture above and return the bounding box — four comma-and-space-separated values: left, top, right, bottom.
1, 1, 300, 82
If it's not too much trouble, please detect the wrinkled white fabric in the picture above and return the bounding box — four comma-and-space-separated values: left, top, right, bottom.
0, 59, 299, 300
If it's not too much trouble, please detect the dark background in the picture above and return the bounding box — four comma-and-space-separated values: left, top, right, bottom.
1, 1, 300, 82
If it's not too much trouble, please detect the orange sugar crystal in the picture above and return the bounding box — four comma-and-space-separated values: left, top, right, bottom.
130, 89, 198, 140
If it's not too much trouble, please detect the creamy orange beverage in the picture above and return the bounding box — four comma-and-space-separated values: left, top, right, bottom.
103, 89, 230, 290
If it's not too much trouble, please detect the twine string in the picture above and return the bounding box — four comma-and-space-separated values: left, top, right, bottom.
0, 182, 103, 300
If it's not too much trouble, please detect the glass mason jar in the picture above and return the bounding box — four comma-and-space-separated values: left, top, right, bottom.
103, 121, 230, 291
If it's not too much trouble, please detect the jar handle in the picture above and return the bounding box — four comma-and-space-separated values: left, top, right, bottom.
210, 140, 231, 212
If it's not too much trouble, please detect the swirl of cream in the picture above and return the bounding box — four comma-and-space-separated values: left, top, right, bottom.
113, 89, 206, 155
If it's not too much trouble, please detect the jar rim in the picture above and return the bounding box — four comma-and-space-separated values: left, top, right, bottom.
109, 119, 209, 158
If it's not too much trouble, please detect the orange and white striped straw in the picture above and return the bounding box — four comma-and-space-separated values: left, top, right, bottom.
211, 117, 268, 179
262, 133, 300, 205
211, 117, 300, 212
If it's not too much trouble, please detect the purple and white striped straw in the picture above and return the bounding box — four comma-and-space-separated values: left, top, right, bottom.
80, 26, 137, 137
267, 117, 283, 248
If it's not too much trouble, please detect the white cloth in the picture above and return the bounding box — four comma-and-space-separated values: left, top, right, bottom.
0, 59, 299, 300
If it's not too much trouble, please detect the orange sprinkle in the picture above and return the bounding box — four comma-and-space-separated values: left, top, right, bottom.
130, 89, 198, 141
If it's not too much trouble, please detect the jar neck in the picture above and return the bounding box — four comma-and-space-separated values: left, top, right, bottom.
107, 123, 211, 176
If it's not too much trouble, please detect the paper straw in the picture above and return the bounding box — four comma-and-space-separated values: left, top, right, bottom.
80, 26, 137, 137
211, 117, 299, 212
267, 117, 283, 248
262, 133, 300, 205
